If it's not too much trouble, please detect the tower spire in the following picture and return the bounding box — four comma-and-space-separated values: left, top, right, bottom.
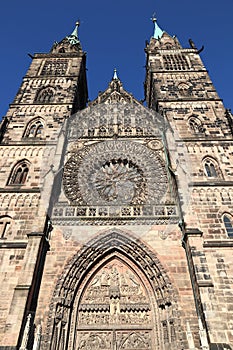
66, 20, 80, 45
151, 14, 164, 39
113, 68, 118, 80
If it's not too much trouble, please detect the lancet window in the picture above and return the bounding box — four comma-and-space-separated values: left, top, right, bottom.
24, 119, 44, 138
223, 214, 233, 238
8, 160, 30, 185
204, 158, 218, 178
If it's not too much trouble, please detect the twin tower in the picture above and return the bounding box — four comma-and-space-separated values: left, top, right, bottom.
0, 19, 233, 350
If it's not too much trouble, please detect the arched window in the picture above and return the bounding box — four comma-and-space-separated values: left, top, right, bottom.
204, 158, 218, 178
223, 215, 233, 237
178, 83, 191, 96
24, 119, 44, 138
189, 117, 203, 134
9, 160, 30, 185
35, 87, 54, 103
0, 215, 12, 239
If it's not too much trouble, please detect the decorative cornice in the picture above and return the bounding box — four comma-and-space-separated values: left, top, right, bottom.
203, 240, 233, 248
181, 138, 233, 143
0, 240, 27, 249
155, 97, 223, 102
0, 187, 40, 193
33, 52, 85, 59
15, 284, 30, 290
0, 141, 57, 146
198, 281, 214, 288
189, 181, 233, 187
27, 232, 44, 238
185, 228, 203, 236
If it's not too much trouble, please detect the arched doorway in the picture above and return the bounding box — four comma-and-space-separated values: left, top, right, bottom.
73, 254, 156, 349
45, 231, 183, 350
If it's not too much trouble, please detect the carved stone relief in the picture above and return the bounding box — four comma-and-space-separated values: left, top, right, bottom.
44, 231, 183, 350
75, 259, 153, 349
58, 139, 178, 225
67, 102, 164, 141
63, 140, 168, 206
78, 259, 151, 327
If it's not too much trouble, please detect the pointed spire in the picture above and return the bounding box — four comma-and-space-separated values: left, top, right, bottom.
113, 68, 118, 80
151, 15, 164, 39
66, 21, 80, 45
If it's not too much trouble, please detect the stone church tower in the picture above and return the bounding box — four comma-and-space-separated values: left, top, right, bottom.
0, 19, 233, 350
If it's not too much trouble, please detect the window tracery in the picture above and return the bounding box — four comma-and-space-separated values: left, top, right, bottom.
24, 119, 44, 138
188, 117, 204, 134
41, 59, 68, 76
8, 160, 30, 185
163, 54, 190, 70
203, 158, 219, 178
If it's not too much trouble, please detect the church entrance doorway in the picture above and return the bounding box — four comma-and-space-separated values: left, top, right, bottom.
74, 257, 155, 350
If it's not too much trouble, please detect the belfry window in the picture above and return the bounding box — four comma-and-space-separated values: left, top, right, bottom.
25, 119, 44, 138
204, 159, 218, 178
163, 54, 190, 70
9, 161, 29, 185
223, 215, 233, 237
35, 87, 54, 103
41, 59, 68, 76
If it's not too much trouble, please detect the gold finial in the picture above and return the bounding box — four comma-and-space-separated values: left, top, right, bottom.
151, 12, 157, 23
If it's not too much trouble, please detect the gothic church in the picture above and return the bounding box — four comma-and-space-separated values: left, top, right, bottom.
0, 18, 233, 350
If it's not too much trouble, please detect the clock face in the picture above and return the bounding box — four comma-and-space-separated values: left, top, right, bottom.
63, 140, 168, 207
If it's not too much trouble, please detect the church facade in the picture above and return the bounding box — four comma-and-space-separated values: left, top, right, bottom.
0, 19, 233, 350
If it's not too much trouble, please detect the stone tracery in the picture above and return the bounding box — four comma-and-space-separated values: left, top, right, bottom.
63, 140, 168, 206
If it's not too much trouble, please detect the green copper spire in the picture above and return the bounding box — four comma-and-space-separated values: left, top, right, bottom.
151, 15, 164, 39
66, 21, 80, 45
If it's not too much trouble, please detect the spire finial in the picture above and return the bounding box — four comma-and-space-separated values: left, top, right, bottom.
151, 13, 164, 39
151, 12, 157, 23
113, 68, 118, 80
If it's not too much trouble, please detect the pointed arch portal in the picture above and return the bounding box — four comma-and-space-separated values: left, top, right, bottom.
46, 231, 184, 350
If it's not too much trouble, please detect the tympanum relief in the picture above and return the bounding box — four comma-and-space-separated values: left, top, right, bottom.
75, 259, 153, 349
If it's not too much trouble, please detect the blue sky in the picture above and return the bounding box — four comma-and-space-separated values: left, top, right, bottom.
0, 0, 232, 118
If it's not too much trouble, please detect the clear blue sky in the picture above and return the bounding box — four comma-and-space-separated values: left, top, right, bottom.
0, 0, 232, 119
